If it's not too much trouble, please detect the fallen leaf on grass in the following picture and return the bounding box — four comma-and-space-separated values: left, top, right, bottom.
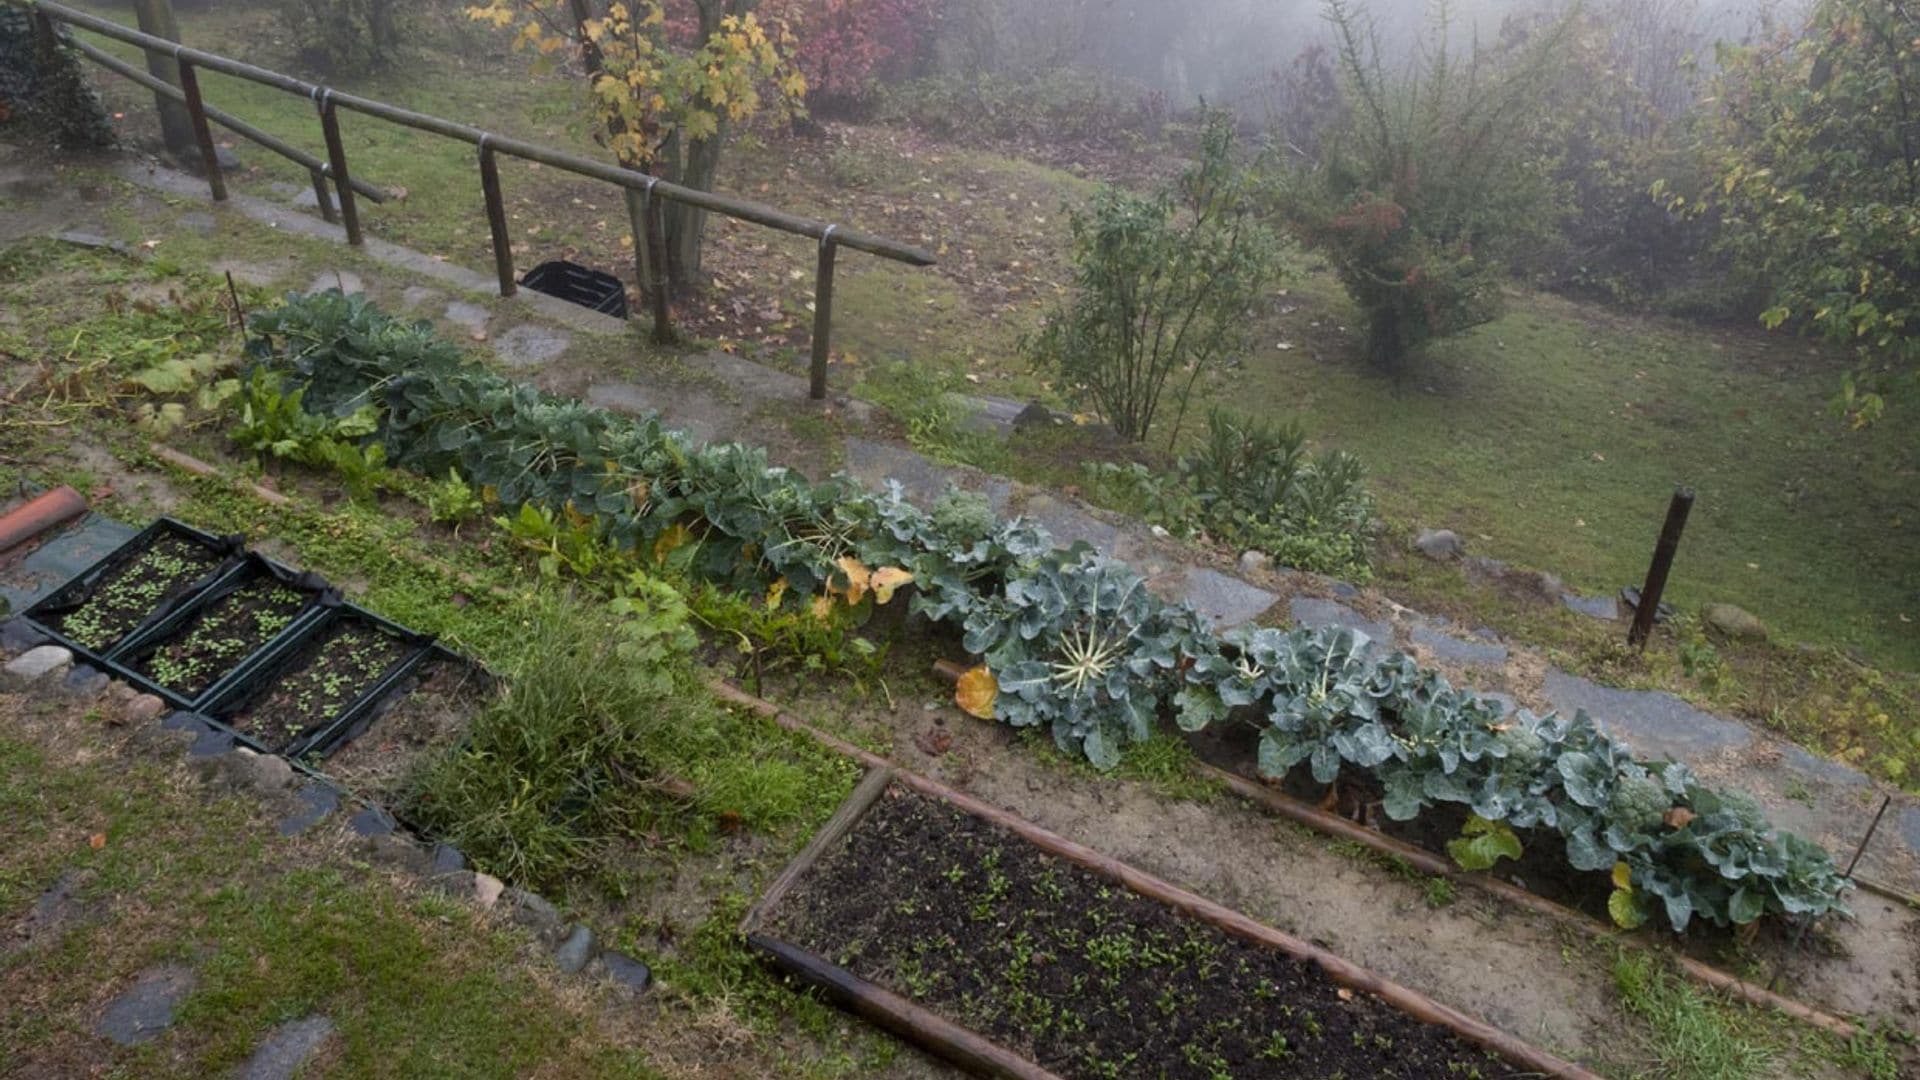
88, 833, 106, 850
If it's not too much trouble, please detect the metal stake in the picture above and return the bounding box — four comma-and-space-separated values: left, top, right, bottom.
809, 226, 839, 400
174, 58, 226, 202
315, 89, 361, 246
478, 140, 515, 298
1628, 486, 1694, 648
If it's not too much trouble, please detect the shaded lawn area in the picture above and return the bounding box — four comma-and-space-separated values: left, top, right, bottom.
0, 710, 664, 1078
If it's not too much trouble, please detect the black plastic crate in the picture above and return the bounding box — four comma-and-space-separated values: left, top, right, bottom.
102, 554, 336, 710
521, 259, 628, 319
197, 603, 435, 759
24, 517, 243, 660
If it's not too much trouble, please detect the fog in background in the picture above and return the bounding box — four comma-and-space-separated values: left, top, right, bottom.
934, 0, 1805, 106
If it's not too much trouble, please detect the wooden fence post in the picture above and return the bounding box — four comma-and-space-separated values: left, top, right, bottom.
1628, 487, 1694, 648
809, 227, 839, 400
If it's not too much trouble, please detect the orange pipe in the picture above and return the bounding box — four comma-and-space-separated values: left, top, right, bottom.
0, 486, 88, 556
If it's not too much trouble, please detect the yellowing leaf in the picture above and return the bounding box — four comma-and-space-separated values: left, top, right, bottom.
809, 594, 834, 621
833, 556, 871, 605
955, 666, 998, 720
869, 567, 914, 605
1611, 861, 1634, 892
652, 523, 692, 564
765, 578, 787, 611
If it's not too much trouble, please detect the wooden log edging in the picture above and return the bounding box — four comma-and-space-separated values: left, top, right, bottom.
708, 679, 1602, 1080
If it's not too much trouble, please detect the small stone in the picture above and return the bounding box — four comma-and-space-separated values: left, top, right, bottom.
596, 950, 652, 993
348, 806, 397, 838
235, 750, 295, 792
1414, 528, 1464, 561
121, 693, 167, 725
3, 644, 73, 684
189, 727, 235, 758
552, 924, 595, 974
366, 834, 429, 872
95, 965, 195, 1045
1701, 602, 1767, 642
430, 843, 467, 875
61, 664, 111, 698
1238, 551, 1270, 574
472, 872, 505, 909
502, 887, 561, 931
1011, 401, 1054, 431
1561, 592, 1620, 621
278, 783, 340, 836
235, 1015, 334, 1080
0, 617, 48, 656
1149, 525, 1171, 539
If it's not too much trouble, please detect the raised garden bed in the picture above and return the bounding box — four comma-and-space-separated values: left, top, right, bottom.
749, 769, 1586, 1079
203, 606, 432, 757
114, 557, 327, 705
26, 518, 238, 655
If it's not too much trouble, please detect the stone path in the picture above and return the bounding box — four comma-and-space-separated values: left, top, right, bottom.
95, 965, 196, 1046
235, 1016, 335, 1080
26, 152, 1920, 895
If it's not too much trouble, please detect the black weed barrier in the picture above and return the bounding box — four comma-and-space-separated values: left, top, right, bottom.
25, 517, 242, 659
197, 605, 436, 757
20, 516, 458, 762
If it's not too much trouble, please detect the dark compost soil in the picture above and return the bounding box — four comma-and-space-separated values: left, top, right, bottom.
129, 575, 308, 700
223, 618, 412, 753
43, 533, 223, 652
767, 789, 1514, 1079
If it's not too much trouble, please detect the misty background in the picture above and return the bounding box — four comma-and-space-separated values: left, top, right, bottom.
929, 0, 1802, 107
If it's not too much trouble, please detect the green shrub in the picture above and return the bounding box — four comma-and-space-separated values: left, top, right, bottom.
1269, 0, 1567, 369
1086, 409, 1373, 578
1028, 109, 1277, 442
0, 9, 114, 149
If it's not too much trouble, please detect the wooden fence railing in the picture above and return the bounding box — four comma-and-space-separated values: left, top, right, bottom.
30, 0, 937, 399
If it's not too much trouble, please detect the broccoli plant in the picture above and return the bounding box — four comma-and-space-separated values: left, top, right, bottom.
961, 552, 1199, 769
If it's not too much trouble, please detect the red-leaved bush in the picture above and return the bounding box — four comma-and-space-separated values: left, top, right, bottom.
761, 0, 939, 112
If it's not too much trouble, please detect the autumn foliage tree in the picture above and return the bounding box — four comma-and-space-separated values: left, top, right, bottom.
468, 0, 806, 292
760, 0, 938, 114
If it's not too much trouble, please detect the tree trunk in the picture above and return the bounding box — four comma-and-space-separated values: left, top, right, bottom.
130, 0, 196, 162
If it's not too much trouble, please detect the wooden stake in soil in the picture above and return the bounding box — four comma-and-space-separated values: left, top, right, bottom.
1628, 486, 1693, 648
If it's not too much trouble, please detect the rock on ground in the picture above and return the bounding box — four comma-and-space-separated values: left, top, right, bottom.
1414, 528, 1463, 561
1702, 602, 1767, 641
235, 1016, 334, 1080
95, 965, 196, 1045
4, 645, 72, 684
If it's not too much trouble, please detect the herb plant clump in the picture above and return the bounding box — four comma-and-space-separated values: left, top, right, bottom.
1087, 408, 1374, 578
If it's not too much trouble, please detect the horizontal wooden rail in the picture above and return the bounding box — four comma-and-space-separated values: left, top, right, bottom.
63, 36, 387, 207
37, 0, 930, 396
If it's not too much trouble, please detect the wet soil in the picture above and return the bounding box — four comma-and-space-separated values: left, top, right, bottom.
42, 532, 223, 653
223, 618, 413, 754
770, 788, 1513, 1079
128, 573, 308, 700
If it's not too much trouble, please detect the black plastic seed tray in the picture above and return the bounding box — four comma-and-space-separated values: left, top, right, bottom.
100, 553, 337, 710
196, 602, 435, 759
521, 259, 628, 318
23, 517, 244, 660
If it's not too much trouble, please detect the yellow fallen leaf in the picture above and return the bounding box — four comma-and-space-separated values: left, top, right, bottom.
834, 556, 871, 605
1612, 861, 1634, 891
955, 666, 997, 720
870, 567, 914, 604
810, 594, 835, 621
765, 578, 787, 611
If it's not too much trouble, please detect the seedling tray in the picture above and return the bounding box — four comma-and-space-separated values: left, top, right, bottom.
23, 517, 243, 660
197, 603, 435, 759
746, 768, 1594, 1080
102, 553, 335, 710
